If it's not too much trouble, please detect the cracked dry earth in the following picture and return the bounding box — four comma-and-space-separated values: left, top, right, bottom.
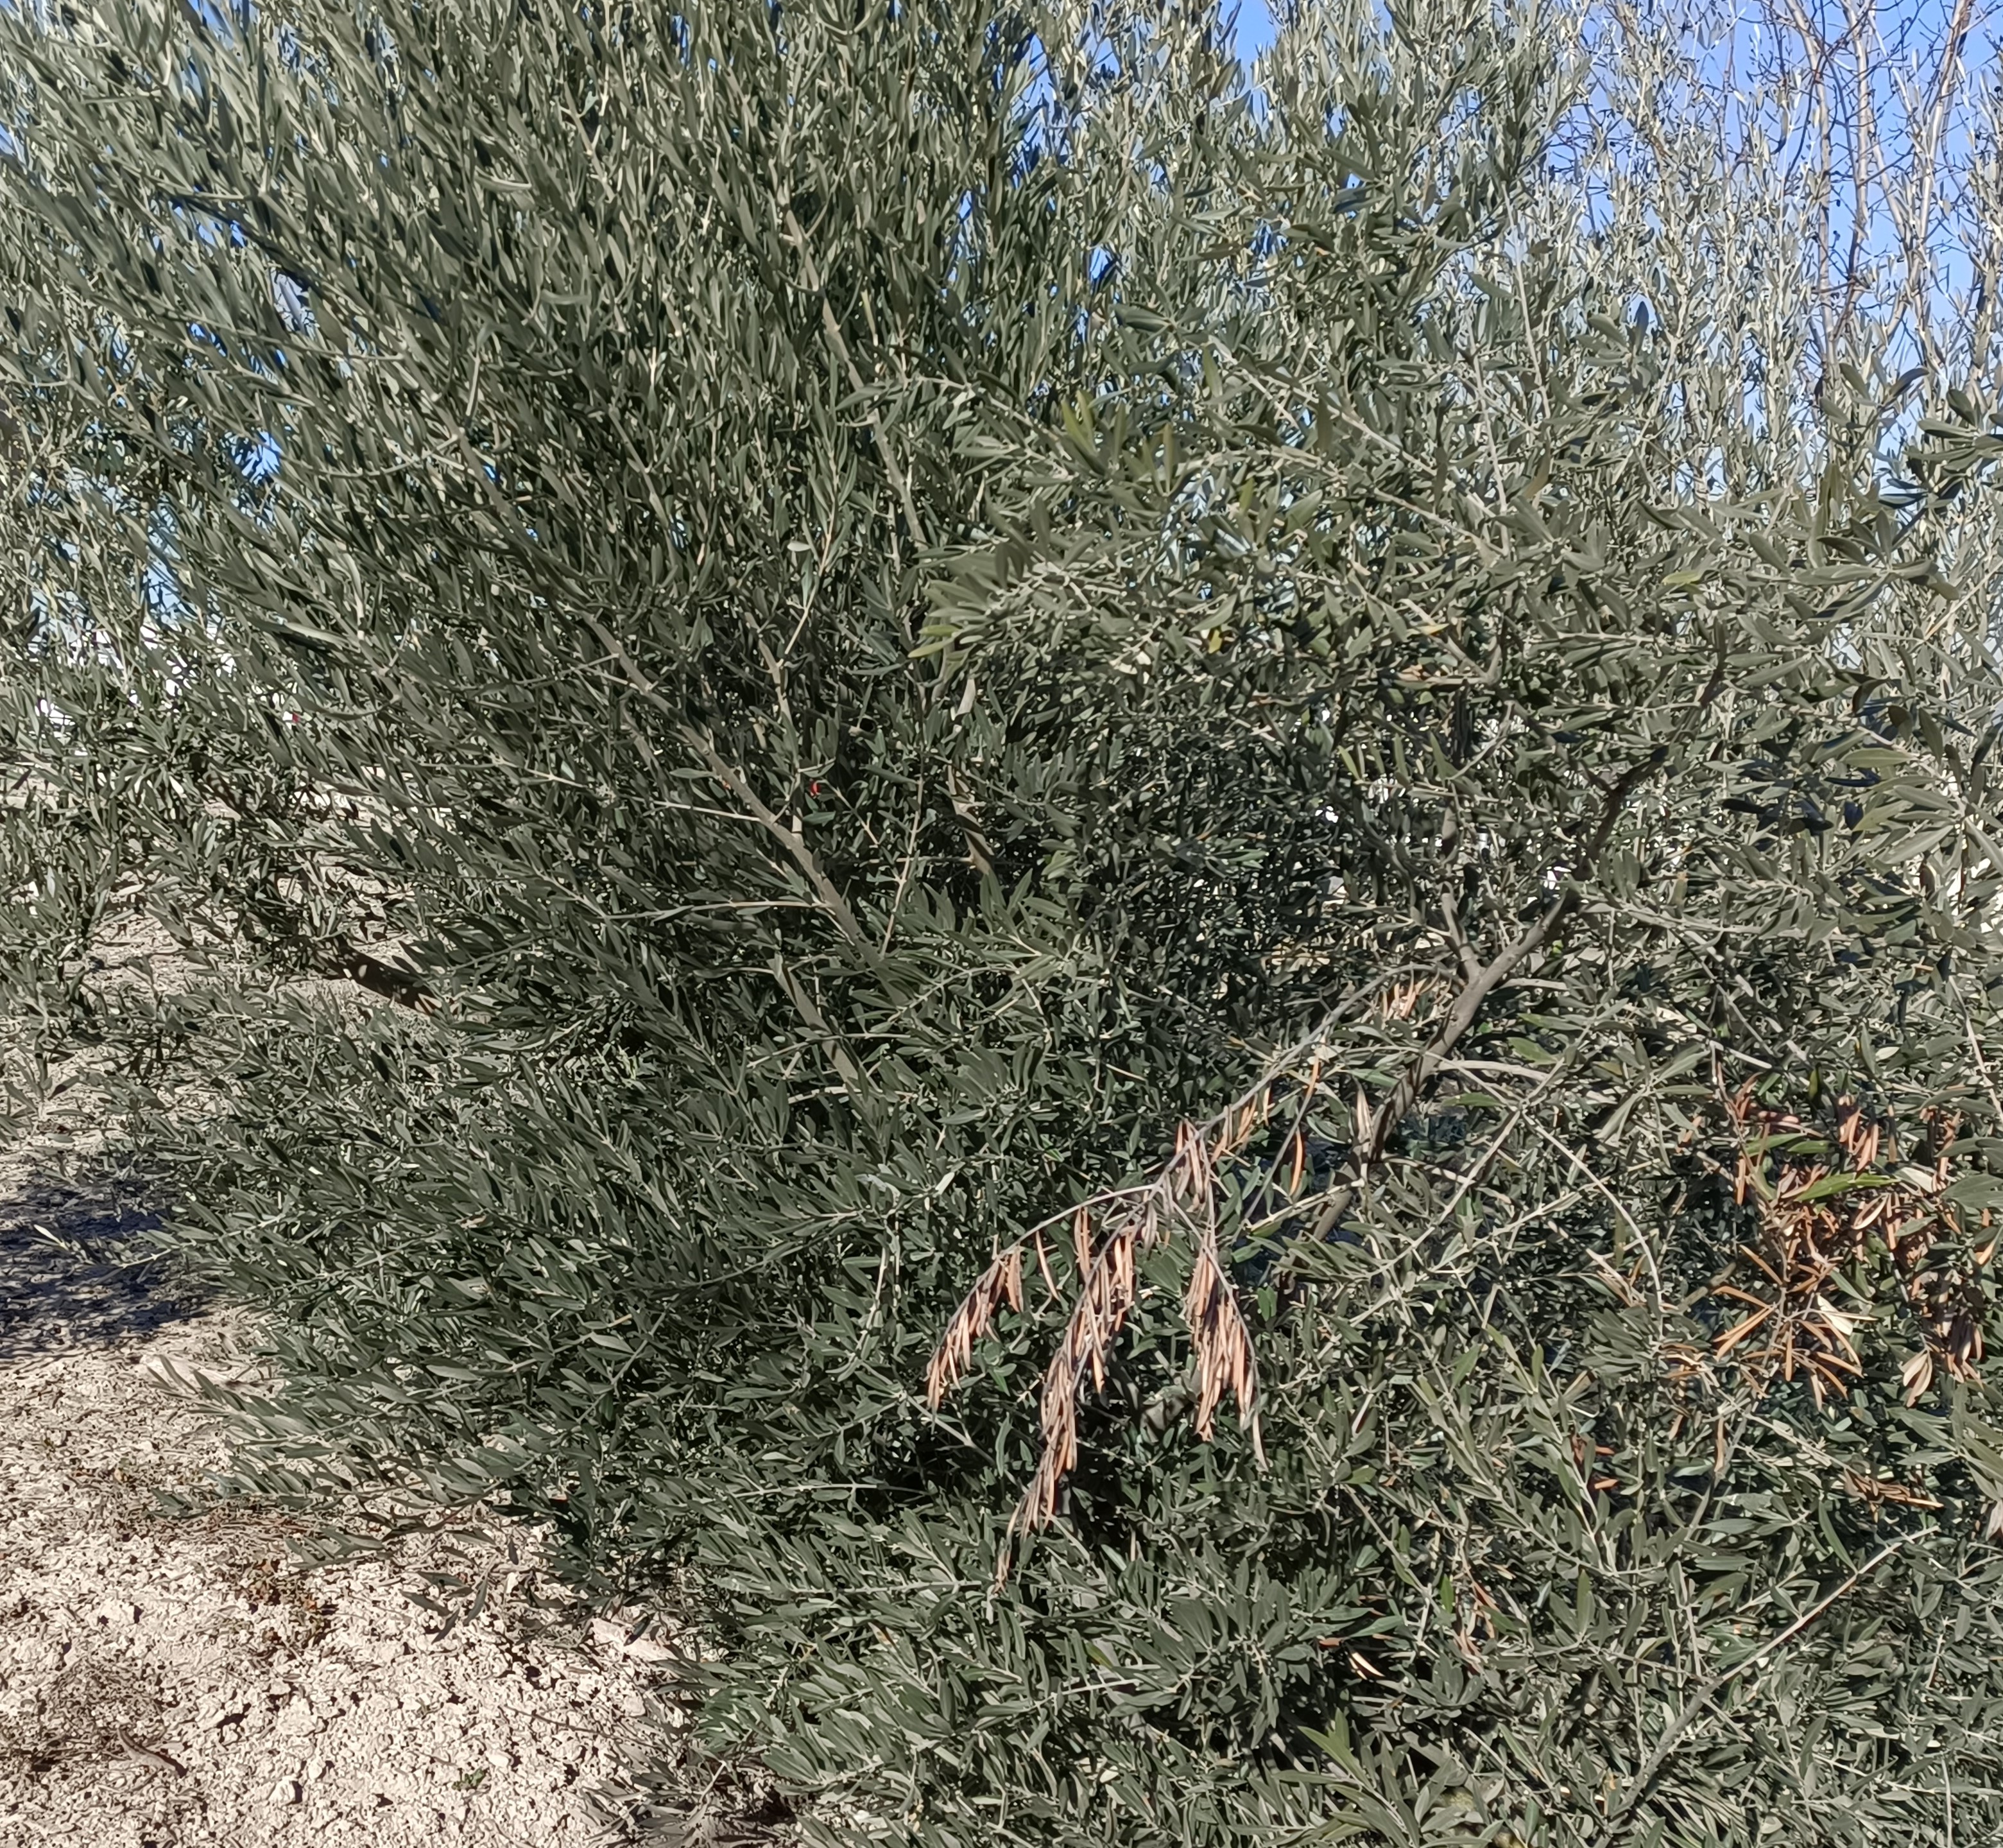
0, 1150, 685, 1847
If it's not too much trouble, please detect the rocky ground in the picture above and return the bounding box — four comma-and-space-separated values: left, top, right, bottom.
0, 1145, 700, 1847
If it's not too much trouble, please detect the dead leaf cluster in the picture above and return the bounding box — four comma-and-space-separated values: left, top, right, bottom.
930, 1080, 1305, 1573
1703, 1085, 1993, 1408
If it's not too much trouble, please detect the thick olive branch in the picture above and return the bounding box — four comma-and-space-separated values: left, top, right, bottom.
576, 612, 866, 948
1362, 751, 1663, 1170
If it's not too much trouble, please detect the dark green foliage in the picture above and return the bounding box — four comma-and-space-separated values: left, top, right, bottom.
8, 0, 2003, 1840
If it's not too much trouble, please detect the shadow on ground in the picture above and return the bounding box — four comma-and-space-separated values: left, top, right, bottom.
0, 1160, 198, 1361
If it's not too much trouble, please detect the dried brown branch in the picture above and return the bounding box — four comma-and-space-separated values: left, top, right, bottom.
927, 1106, 1277, 1564
925, 1247, 1022, 1408
928, 900, 1636, 1566
927, 1001, 1388, 1567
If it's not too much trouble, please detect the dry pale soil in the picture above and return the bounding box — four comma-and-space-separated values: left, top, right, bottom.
0, 1136, 707, 1848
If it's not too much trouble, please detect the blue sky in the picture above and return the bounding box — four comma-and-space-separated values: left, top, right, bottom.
1234, 0, 1277, 56
1232, 0, 1989, 87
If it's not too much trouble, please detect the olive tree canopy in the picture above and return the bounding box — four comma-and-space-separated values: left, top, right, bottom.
7, 0, 2003, 1841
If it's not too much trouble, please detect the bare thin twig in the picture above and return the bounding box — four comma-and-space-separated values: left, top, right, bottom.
1593, 1535, 1912, 1845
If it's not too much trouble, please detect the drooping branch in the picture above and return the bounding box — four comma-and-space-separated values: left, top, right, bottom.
929, 752, 1672, 1555
926, 997, 1393, 1566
